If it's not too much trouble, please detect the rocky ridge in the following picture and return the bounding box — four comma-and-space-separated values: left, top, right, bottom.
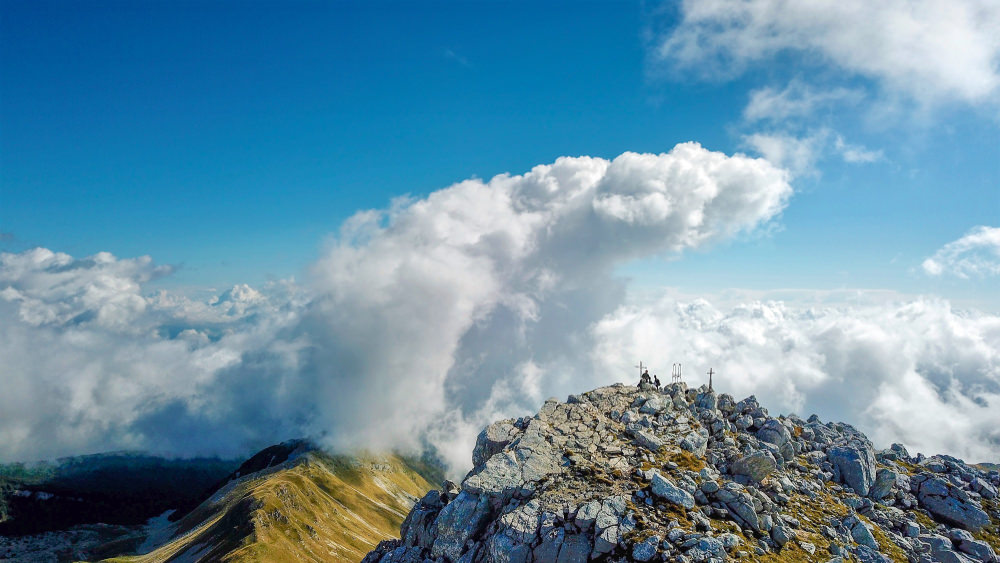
365, 382, 1000, 562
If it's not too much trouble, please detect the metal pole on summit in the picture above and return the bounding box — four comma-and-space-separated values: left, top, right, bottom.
671, 363, 684, 383
707, 368, 714, 391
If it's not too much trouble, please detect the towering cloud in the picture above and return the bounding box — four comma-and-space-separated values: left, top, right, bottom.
1, 144, 997, 473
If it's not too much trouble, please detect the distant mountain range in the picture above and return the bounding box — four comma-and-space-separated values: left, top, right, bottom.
0, 452, 238, 536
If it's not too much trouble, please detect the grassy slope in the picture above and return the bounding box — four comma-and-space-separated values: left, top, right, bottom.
108, 451, 435, 563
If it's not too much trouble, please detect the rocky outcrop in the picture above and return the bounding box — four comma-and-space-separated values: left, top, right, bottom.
827, 441, 877, 497
913, 474, 992, 531
731, 450, 777, 483
365, 382, 1000, 563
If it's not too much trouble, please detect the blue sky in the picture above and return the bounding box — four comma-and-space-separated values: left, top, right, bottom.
4, 1, 996, 308
1, 1, 999, 464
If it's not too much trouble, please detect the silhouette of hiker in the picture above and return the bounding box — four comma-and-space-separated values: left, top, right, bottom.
654, 375, 661, 390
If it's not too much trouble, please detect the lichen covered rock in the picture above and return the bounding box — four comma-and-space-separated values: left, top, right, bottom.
364, 382, 1000, 563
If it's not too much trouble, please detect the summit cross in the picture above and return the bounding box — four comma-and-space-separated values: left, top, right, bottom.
634, 361, 646, 379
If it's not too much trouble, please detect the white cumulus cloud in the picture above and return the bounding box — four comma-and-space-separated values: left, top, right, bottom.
658, 0, 1000, 106
0, 144, 792, 469
2, 147, 998, 473
588, 297, 1000, 464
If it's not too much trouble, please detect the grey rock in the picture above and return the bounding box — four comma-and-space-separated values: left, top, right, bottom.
685, 536, 726, 562
639, 396, 668, 415
917, 477, 991, 531
694, 390, 717, 411
728, 494, 762, 533
680, 430, 709, 457
972, 477, 998, 500
855, 545, 891, 563
771, 522, 796, 546
430, 491, 493, 561
732, 450, 778, 483
922, 458, 949, 473
463, 452, 523, 498
486, 534, 530, 563
735, 414, 753, 431
400, 490, 443, 547
953, 533, 999, 562
496, 500, 540, 544
532, 527, 563, 562
631, 535, 661, 561
556, 533, 592, 563
717, 393, 736, 414
757, 419, 795, 461
473, 420, 521, 467
364, 382, 1000, 563
921, 533, 955, 552
870, 468, 898, 500
651, 472, 696, 509
925, 546, 977, 563
850, 519, 878, 549
592, 524, 619, 557
734, 395, 760, 414
574, 500, 601, 530
628, 425, 666, 452
719, 533, 741, 550
828, 443, 877, 496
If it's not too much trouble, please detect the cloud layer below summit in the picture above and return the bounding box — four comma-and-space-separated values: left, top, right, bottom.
1, 144, 998, 470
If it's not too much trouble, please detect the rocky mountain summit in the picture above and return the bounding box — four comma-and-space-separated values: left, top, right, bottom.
365, 382, 1000, 563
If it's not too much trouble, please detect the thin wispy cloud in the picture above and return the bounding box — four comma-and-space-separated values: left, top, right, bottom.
742, 131, 824, 178
923, 226, 1000, 278
834, 135, 883, 163
742, 129, 882, 177
444, 48, 474, 69
743, 81, 865, 123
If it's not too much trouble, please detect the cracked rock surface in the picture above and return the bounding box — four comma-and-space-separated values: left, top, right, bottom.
364, 383, 1000, 562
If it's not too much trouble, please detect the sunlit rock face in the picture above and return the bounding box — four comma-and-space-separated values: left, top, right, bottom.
365, 382, 1000, 563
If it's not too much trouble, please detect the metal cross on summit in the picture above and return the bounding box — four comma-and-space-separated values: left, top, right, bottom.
707, 368, 715, 391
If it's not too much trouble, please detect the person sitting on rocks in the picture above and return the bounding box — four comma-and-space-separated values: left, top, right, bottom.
639, 369, 651, 387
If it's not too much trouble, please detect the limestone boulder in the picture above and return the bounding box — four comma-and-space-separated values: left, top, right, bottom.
828, 442, 877, 496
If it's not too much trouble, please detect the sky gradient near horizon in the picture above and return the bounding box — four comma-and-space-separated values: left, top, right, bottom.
3, 1, 997, 308
0, 1, 998, 467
